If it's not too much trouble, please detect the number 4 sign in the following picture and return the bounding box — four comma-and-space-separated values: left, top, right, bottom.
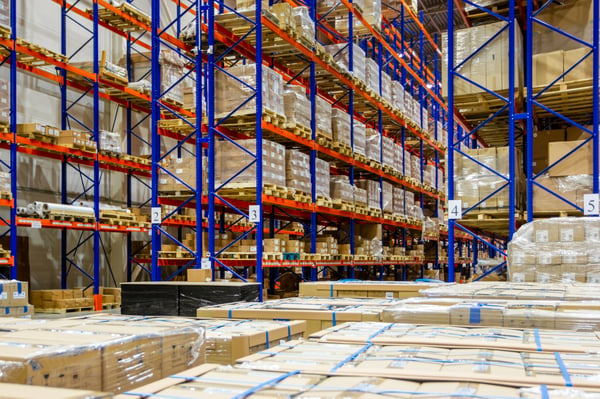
447, 200, 462, 220
584, 194, 599, 216
249, 205, 261, 223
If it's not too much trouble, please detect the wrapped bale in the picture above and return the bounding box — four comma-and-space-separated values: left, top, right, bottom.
331, 108, 351, 147
325, 43, 366, 82
353, 120, 367, 156
283, 85, 311, 130
365, 58, 380, 94
285, 150, 311, 195
382, 181, 393, 213
354, 186, 368, 207
316, 96, 333, 138
331, 176, 354, 203
215, 139, 285, 188
366, 129, 380, 162
316, 158, 331, 199
356, 179, 380, 210
216, 63, 284, 120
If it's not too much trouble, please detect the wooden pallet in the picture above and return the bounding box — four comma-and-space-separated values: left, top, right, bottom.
0, 248, 10, 258
300, 253, 322, 260
367, 207, 382, 217
289, 190, 312, 204
0, 191, 11, 201
219, 252, 257, 260
316, 195, 333, 208
36, 306, 94, 314
316, 131, 333, 148
285, 122, 311, 139
353, 152, 368, 165
102, 302, 121, 310
158, 117, 199, 134
332, 141, 352, 156
353, 204, 369, 215
17, 131, 58, 145
263, 252, 283, 260
217, 109, 286, 131
219, 183, 289, 200
333, 254, 353, 261
47, 211, 95, 223
367, 159, 382, 170
100, 210, 136, 221
332, 199, 355, 212
92, 2, 151, 32
159, 251, 194, 259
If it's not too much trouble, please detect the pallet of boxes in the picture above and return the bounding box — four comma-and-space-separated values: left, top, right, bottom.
508, 217, 600, 283
30, 287, 121, 313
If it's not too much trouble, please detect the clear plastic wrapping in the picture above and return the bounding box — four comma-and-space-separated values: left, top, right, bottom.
356, 179, 380, 209
381, 136, 395, 167
331, 108, 351, 147
159, 157, 197, 191
291, 6, 315, 47
534, 174, 590, 214
283, 86, 311, 129
285, 150, 311, 195
361, 0, 382, 28
382, 181, 393, 213
316, 158, 331, 199
393, 186, 404, 214
330, 176, 354, 203
316, 96, 333, 138
354, 186, 368, 206
99, 130, 121, 153
215, 139, 286, 188
365, 58, 380, 94
366, 129, 380, 162
403, 149, 412, 177
325, 43, 366, 82
442, 20, 523, 97
353, 120, 366, 156
0, 315, 205, 392
392, 80, 405, 113
215, 63, 284, 119
381, 71, 392, 103
0, 171, 10, 194
508, 217, 600, 283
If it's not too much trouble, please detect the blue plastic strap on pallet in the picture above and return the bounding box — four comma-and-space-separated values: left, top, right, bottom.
230, 370, 301, 399
540, 385, 549, 399
366, 323, 394, 344
228, 309, 232, 319
330, 342, 373, 372
265, 330, 270, 349
287, 325, 291, 340
554, 352, 573, 387
469, 305, 481, 324
330, 284, 334, 297
332, 311, 336, 326
534, 329, 542, 352
16, 282, 21, 293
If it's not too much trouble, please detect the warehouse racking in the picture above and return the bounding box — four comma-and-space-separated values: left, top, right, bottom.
446, 0, 599, 279
0, 0, 480, 299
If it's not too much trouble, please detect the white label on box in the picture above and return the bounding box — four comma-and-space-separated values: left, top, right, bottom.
498, 200, 504, 208
175, 168, 183, 174
562, 273, 576, 283
560, 229, 574, 242
588, 273, 600, 284
249, 246, 257, 253
538, 253, 552, 265
587, 228, 600, 241
13, 292, 25, 299
0, 292, 7, 300
537, 273, 550, 284
159, 179, 168, 184
385, 292, 394, 299
512, 273, 525, 283
201, 258, 211, 270
536, 230, 549, 243
512, 254, 525, 265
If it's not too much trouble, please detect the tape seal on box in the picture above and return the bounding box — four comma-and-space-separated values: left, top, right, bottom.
554, 352, 573, 387
534, 328, 542, 352
469, 306, 481, 324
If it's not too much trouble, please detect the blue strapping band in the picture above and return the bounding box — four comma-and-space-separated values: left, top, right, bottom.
330, 284, 334, 297
16, 282, 21, 292
540, 385, 549, 399
366, 323, 394, 344
230, 370, 300, 399
534, 329, 542, 352
4, 307, 7, 315
265, 330, 270, 349
330, 343, 373, 372
228, 309, 232, 319
287, 325, 291, 340
554, 352, 572, 387
332, 311, 336, 326
469, 306, 481, 324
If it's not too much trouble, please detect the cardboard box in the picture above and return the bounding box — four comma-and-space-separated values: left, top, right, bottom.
187, 269, 213, 282
548, 140, 592, 177
449, 303, 503, 326
533, 220, 559, 243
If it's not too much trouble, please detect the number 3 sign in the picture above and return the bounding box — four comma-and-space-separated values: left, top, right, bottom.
249, 205, 261, 223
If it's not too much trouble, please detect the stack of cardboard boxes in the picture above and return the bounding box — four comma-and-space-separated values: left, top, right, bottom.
508, 217, 600, 283
0, 280, 32, 317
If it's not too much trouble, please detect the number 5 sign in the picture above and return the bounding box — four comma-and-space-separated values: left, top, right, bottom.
447, 200, 462, 220
249, 205, 261, 223
584, 194, 599, 216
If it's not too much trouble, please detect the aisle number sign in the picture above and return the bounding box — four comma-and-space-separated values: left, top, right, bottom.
447, 200, 462, 220
249, 205, 261, 223
151, 207, 162, 224
584, 194, 599, 216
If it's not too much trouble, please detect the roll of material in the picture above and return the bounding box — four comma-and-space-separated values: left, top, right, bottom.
78, 201, 130, 212
25, 204, 36, 216
16, 207, 28, 216
40, 202, 94, 217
